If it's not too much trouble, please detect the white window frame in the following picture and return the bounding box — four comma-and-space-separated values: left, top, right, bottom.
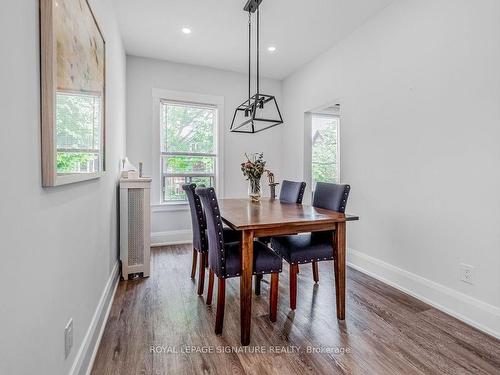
152, 89, 224, 207
304, 109, 341, 202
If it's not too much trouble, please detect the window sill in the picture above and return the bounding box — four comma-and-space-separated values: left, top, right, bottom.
151, 202, 189, 213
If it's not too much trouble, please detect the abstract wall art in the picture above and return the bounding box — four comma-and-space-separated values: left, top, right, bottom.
40, 0, 106, 186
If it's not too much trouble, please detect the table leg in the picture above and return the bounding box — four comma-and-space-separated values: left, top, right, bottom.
333, 221, 346, 320
240, 230, 254, 345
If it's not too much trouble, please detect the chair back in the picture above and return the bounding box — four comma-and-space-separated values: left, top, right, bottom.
312, 182, 350, 212
182, 184, 207, 252
196, 187, 226, 276
279, 180, 306, 203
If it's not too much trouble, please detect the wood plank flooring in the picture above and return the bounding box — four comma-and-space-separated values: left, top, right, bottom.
91, 245, 500, 375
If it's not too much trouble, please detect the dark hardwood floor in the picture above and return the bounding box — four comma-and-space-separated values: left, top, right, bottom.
91, 245, 500, 375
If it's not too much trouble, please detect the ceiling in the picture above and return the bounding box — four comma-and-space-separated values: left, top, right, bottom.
112, 0, 394, 80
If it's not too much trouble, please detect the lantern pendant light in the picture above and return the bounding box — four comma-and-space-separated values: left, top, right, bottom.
230, 0, 284, 133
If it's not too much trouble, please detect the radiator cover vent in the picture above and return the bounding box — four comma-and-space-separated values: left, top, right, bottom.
120, 178, 151, 280
127, 189, 144, 266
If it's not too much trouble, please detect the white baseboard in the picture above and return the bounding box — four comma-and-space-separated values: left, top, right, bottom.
347, 248, 500, 339
69, 261, 120, 375
151, 229, 192, 247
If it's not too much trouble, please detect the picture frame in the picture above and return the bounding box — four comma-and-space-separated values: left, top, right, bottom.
40, 0, 106, 186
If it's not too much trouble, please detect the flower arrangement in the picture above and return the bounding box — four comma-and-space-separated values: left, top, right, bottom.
241, 153, 266, 180
241, 153, 266, 201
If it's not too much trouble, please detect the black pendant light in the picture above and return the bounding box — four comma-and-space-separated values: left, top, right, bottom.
230, 0, 284, 133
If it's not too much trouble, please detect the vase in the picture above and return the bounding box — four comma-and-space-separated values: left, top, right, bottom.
248, 178, 261, 202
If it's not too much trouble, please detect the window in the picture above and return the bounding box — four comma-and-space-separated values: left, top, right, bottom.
160, 101, 218, 203
311, 114, 339, 188
56, 92, 103, 174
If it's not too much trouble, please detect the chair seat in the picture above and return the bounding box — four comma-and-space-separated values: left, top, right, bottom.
222, 241, 282, 278
271, 232, 334, 265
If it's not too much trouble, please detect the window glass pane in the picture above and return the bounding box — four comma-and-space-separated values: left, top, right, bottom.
162, 103, 215, 154
56, 92, 101, 174
163, 176, 214, 202
162, 156, 215, 174
312, 116, 338, 187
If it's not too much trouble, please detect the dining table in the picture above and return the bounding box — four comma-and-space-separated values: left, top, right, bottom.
218, 197, 359, 346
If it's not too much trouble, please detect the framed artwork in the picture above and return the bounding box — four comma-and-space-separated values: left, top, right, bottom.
40, 0, 106, 186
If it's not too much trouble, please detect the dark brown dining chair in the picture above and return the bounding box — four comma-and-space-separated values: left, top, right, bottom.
256, 179, 306, 294
271, 182, 350, 310
196, 187, 283, 334
182, 183, 239, 297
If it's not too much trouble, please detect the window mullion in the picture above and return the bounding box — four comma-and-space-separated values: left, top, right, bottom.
162, 151, 216, 157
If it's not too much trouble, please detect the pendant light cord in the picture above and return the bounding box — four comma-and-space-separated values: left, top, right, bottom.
256, 7, 260, 99
248, 11, 251, 104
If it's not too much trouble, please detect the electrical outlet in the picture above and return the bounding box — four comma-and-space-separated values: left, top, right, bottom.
460, 264, 475, 285
64, 319, 73, 358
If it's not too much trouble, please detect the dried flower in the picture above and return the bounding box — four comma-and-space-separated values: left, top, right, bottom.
241, 153, 266, 181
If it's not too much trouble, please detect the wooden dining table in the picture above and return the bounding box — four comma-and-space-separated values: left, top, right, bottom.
218, 198, 359, 346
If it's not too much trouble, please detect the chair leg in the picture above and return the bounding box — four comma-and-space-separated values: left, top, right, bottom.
190, 248, 197, 279
290, 264, 298, 310
206, 270, 214, 305
312, 261, 319, 283
255, 274, 263, 295
197, 253, 205, 295
215, 277, 226, 335
269, 273, 279, 322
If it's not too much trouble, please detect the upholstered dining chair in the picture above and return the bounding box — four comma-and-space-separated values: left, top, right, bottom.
271, 182, 350, 310
279, 180, 306, 204
196, 187, 283, 334
256, 179, 306, 295
182, 183, 239, 297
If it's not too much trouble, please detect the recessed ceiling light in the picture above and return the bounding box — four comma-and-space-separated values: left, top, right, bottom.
267, 46, 276, 52
182, 27, 192, 34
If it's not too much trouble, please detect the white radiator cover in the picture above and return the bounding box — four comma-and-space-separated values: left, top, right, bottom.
119, 178, 151, 280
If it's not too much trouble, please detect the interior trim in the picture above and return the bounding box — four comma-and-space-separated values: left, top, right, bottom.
347, 248, 500, 340
151, 230, 193, 247
69, 261, 120, 375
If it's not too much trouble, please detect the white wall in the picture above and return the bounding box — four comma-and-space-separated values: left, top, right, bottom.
0, 1, 126, 374
282, 0, 500, 336
125, 56, 284, 244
